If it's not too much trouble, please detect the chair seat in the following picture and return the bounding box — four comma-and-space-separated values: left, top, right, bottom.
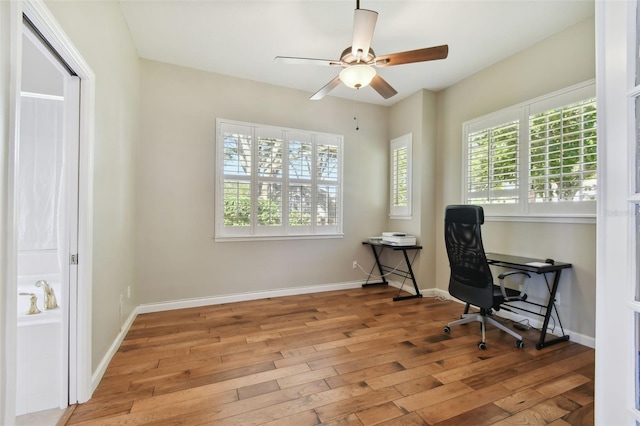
492, 285, 522, 299
492, 284, 523, 310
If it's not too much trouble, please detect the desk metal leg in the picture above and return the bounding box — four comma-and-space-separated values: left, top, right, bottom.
536, 270, 570, 350
392, 249, 423, 301
362, 245, 388, 288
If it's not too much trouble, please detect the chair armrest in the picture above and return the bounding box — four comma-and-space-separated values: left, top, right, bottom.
498, 271, 531, 280
497, 271, 531, 301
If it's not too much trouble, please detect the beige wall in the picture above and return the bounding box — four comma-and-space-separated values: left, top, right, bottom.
435, 16, 596, 337
388, 90, 438, 289
46, 0, 140, 370
136, 59, 389, 304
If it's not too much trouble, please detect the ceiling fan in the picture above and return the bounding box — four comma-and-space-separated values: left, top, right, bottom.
274, 0, 449, 101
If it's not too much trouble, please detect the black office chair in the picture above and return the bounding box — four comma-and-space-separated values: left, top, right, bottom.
443, 204, 528, 349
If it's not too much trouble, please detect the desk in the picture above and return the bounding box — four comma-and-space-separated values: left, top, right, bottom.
362, 241, 422, 301
486, 252, 572, 350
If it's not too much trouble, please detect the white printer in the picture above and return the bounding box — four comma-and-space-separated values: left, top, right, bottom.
381, 232, 416, 246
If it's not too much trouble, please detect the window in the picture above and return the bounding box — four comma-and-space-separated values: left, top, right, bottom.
216, 119, 343, 241
467, 119, 520, 205
390, 133, 412, 219
463, 81, 596, 220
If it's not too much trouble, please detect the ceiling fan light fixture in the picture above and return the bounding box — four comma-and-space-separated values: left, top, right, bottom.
339, 64, 376, 89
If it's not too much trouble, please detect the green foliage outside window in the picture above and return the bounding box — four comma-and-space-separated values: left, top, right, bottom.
467, 97, 596, 205
224, 193, 250, 226
529, 99, 597, 202
468, 121, 519, 204
223, 193, 284, 226
393, 147, 408, 207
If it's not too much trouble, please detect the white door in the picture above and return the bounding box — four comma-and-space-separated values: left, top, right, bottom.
595, 1, 639, 424
15, 18, 80, 415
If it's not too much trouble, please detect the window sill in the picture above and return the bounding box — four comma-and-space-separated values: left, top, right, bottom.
389, 215, 412, 220
214, 233, 344, 243
484, 214, 596, 224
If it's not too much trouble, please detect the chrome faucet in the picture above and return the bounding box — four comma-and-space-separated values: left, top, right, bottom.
19, 292, 41, 315
35, 280, 58, 310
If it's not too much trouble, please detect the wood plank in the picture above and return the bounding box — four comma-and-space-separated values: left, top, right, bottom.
393, 374, 444, 397
432, 351, 533, 384
500, 351, 594, 392
354, 401, 404, 425
315, 387, 403, 423
325, 362, 405, 389
130, 363, 310, 412
534, 373, 591, 398
394, 381, 474, 412
376, 411, 432, 425
365, 362, 443, 391
493, 388, 548, 414
562, 381, 594, 406
416, 383, 512, 424
276, 366, 338, 389
216, 382, 374, 425
426, 402, 511, 426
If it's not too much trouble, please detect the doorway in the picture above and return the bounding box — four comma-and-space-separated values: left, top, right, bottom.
1, 0, 95, 421
15, 17, 79, 416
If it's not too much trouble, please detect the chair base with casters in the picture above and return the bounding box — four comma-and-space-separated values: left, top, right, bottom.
443, 307, 524, 349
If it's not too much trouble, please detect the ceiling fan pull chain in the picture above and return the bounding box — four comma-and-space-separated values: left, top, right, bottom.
353, 96, 360, 131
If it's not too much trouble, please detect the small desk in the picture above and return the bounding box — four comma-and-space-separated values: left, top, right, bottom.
486, 252, 572, 350
362, 241, 422, 301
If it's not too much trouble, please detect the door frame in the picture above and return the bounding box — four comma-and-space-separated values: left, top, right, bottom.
1, 0, 94, 421
594, 0, 637, 423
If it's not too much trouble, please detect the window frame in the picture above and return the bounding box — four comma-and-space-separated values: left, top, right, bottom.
462, 80, 597, 223
215, 118, 344, 242
390, 133, 412, 219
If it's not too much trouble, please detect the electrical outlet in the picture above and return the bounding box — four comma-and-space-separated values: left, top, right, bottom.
119, 294, 124, 331
127, 286, 131, 299
352, 260, 358, 269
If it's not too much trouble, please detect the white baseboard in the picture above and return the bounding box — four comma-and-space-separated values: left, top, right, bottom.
429, 288, 595, 349
91, 307, 138, 393
136, 280, 367, 314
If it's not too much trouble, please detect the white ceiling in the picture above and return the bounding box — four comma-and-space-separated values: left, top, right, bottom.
119, 0, 595, 106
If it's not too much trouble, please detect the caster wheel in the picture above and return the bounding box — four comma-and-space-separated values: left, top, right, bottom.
516, 340, 524, 349
478, 342, 487, 350
443, 326, 451, 334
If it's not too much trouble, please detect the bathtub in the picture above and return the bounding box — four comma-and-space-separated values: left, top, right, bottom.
16, 311, 64, 415
16, 265, 65, 415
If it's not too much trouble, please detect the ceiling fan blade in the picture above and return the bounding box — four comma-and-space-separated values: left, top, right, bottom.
370, 74, 397, 99
275, 56, 342, 67
351, 8, 378, 60
375, 45, 449, 67
310, 76, 342, 100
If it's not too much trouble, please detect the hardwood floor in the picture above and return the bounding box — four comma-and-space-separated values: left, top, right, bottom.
64, 287, 594, 425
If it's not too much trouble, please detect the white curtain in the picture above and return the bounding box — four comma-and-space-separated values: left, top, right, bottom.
17, 94, 64, 251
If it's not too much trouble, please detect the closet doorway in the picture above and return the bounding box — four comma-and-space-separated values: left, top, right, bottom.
3, 2, 94, 422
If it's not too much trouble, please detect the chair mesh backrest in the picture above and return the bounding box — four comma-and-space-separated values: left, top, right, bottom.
444, 205, 494, 309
